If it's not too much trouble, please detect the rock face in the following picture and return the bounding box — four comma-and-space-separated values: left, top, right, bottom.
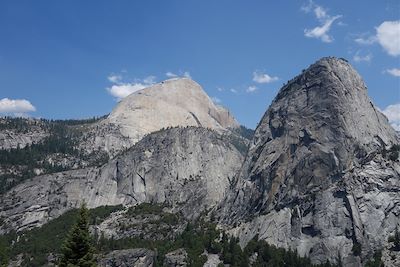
98, 248, 155, 267
219, 57, 400, 266
78, 78, 239, 157
0, 78, 238, 159
163, 248, 188, 267
0, 118, 49, 150
107, 78, 239, 144
0, 127, 243, 232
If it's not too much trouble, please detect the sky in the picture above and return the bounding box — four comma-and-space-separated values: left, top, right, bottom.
0, 0, 399, 129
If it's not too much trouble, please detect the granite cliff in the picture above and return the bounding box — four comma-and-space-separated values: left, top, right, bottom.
218, 57, 400, 266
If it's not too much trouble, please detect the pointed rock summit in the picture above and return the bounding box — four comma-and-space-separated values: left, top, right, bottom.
107, 78, 238, 143
220, 57, 399, 266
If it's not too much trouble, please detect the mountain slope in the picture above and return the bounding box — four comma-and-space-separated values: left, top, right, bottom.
80, 78, 239, 157
0, 127, 243, 233
219, 57, 400, 266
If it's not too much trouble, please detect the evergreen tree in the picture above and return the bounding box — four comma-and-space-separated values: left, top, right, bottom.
394, 225, 400, 251
59, 203, 96, 267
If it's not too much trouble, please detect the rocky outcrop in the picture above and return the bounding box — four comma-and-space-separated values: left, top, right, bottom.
0, 79, 238, 160
203, 253, 222, 267
0, 127, 243, 232
107, 78, 238, 143
0, 118, 49, 150
163, 248, 188, 267
98, 248, 155, 267
219, 57, 400, 266
382, 243, 400, 267
77, 78, 239, 158
92, 205, 186, 241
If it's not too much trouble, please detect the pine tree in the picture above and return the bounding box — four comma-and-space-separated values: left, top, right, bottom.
59, 203, 96, 267
394, 225, 400, 251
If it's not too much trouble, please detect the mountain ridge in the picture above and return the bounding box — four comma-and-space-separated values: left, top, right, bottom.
218, 56, 399, 266
0, 57, 399, 266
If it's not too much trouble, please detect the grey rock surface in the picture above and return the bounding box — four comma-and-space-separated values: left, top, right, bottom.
219, 57, 400, 266
92, 206, 186, 241
78, 78, 239, 158
0, 127, 243, 232
163, 248, 188, 267
0, 118, 49, 150
98, 248, 155, 267
382, 243, 400, 267
203, 253, 222, 267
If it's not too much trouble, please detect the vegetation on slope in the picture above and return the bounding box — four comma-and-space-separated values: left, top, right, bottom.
0, 117, 109, 193
0, 203, 341, 267
0, 205, 123, 266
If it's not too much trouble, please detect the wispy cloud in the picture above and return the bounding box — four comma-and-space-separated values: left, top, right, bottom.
386, 68, 400, 77
302, 0, 342, 43
246, 86, 258, 93
381, 103, 400, 131
0, 98, 36, 116
354, 20, 400, 57
354, 35, 377, 45
165, 70, 191, 79
106, 74, 157, 100
211, 96, 221, 104
107, 74, 122, 83
230, 88, 238, 94
353, 51, 372, 63
143, 75, 156, 84
253, 71, 278, 84
165, 72, 178, 78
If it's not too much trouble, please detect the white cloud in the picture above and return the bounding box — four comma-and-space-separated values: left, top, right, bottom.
165, 72, 178, 78
107, 83, 148, 99
0, 98, 36, 115
107, 74, 122, 84
246, 86, 258, 93
143, 75, 156, 84
386, 68, 400, 77
302, 1, 342, 43
211, 96, 221, 104
253, 71, 279, 84
107, 74, 157, 99
376, 20, 400, 56
354, 35, 377, 45
217, 87, 224, 92
353, 51, 372, 63
381, 103, 400, 131
165, 70, 191, 79
230, 88, 238, 94
354, 21, 400, 57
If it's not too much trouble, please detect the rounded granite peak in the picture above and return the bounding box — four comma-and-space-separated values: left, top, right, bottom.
106, 77, 239, 145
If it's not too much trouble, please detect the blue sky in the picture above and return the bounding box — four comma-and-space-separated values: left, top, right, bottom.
0, 0, 399, 129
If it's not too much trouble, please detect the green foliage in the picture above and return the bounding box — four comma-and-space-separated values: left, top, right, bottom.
388, 144, 400, 161
234, 125, 255, 140
126, 202, 164, 216
88, 204, 124, 225
234, 235, 327, 267
224, 125, 255, 156
0, 203, 335, 267
0, 205, 123, 266
388, 225, 400, 251
59, 203, 96, 267
0, 118, 109, 193
364, 250, 383, 267
0, 236, 9, 267
352, 242, 362, 256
